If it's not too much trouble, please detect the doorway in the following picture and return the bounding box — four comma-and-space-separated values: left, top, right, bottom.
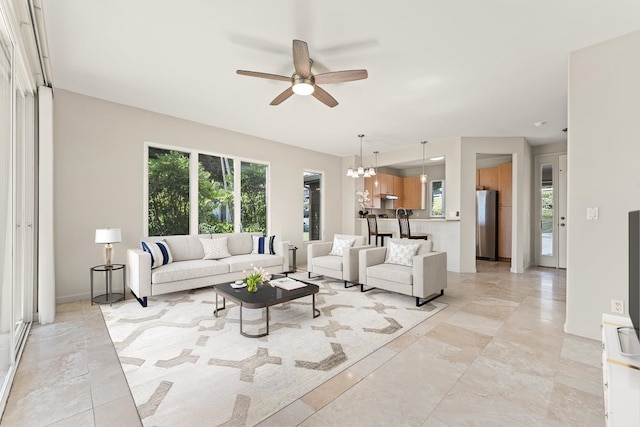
475, 153, 513, 270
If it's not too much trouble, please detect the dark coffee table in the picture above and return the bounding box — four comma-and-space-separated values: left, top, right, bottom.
213, 274, 320, 338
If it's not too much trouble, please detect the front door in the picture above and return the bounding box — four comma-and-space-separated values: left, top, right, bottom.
535, 153, 567, 268
558, 155, 567, 269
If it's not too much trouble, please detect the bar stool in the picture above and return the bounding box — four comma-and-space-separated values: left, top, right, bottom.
366, 215, 393, 246
398, 214, 428, 240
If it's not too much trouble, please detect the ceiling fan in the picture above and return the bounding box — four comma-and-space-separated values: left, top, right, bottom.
236, 39, 368, 108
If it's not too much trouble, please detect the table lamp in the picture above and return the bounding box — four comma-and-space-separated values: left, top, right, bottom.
95, 228, 122, 267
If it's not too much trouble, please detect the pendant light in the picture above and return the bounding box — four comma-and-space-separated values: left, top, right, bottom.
373, 151, 379, 187
420, 141, 428, 184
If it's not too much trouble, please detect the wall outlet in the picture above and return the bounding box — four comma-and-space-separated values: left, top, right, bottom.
611, 299, 624, 314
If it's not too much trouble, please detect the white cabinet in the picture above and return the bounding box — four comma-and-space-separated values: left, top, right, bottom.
602, 314, 640, 426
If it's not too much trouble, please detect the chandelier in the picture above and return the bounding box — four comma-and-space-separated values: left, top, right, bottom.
346, 134, 376, 178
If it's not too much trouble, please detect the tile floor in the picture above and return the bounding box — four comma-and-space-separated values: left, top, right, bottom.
1, 261, 605, 426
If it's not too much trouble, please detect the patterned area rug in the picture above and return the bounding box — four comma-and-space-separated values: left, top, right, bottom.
101, 273, 447, 426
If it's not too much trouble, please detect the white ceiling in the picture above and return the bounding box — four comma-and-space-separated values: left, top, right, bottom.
41, 0, 640, 157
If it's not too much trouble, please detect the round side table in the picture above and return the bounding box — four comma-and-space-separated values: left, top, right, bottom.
90, 263, 126, 306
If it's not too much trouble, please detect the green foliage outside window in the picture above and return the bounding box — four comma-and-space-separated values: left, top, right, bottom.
541, 188, 553, 233
148, 149, 190, 236
198, 154, 234, 233
241, 162, 267, 233
148, 148, 268, 236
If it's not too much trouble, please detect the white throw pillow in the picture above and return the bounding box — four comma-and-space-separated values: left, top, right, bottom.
329, 237, 356, 256
141, 240, 173, 269
200, 237, 231, 260
384, 242, 420, 267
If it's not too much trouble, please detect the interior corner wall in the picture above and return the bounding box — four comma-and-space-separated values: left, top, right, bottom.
53, 90, 343, 302
566, 30, 640, 339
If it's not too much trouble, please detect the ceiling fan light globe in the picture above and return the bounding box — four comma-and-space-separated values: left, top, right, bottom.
292, 75, 315, 96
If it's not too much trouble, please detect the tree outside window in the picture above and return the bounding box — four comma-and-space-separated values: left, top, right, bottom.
147, 146, 267, 236
241, 162, 267, 233
198, 154, 234, 233
148, 148, 190, 236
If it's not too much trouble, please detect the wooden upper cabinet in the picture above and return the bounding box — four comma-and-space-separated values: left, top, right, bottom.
402, 176, 423, 209
478, 167, 499, 190
364, 176, 381, 209
379, 173, 390, 194
498, 162, 512, 207
393, 175, 404, 205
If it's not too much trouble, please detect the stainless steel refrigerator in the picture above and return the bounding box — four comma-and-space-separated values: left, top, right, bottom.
476, 190, 498, 260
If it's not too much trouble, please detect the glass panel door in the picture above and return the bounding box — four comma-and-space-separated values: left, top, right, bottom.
541, 164, 553, 256
13, 88, 34, 350
0, 21, 12, 395
536, 155, 558, 267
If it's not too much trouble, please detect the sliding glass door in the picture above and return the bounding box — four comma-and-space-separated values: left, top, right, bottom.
0, 13, 35, 410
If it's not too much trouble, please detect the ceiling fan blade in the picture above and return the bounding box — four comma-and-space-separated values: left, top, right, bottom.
270, 87, 295, 105
292, 39, 312, 77
312, 85, 338, 108
314, 69, 368, 85
236, 70, 291, 82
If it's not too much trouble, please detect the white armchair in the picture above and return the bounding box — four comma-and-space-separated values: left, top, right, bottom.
307, 234, 373, 288
359, 238, 447, 306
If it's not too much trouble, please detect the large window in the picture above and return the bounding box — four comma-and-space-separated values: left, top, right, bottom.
241, 162, 267, 233
148, 148, 190, 235
147, 145, 267, 236
199, 154, 234, 233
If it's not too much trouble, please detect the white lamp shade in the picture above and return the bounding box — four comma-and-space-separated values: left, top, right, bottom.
95, 228, 122, 244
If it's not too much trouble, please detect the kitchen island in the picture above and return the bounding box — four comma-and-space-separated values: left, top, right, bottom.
356, 217, 461, 272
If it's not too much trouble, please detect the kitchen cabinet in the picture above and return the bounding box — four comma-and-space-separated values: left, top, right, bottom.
363, 176, 381, 209
498, 162, 512, 207
498, 206, 512, 258
402, 176, 423, 209
393, 175, 404, 206
379, 173, 390, 195
478, 167, 499, 190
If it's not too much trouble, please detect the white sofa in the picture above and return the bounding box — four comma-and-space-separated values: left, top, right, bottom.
127, 232, 289, 307
359, 238, 447, 306
306, 234, 373, 287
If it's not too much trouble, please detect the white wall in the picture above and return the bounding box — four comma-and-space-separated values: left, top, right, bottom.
53, 90, 343, 302
566, 30, 640, 339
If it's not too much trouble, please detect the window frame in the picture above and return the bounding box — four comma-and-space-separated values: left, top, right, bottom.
429, 179, 445, 218
143, 142, 270, 237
